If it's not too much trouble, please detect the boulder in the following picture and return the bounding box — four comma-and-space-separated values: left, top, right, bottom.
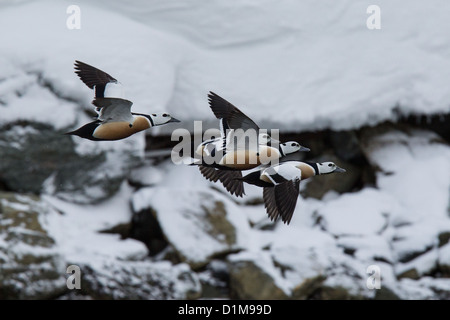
329, 130, 364, 162
228, 259, 289, 300
131, 177, 251, 269
291, 275, 327, 299
128, 207, 169, 256
0, 122, 142, 204
71, 260, 201, 300
0, 192, 67, 299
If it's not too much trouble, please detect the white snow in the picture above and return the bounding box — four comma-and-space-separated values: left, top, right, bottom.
438, 243, 450, 268
395, 248, 439, 278
43, 182, 148, 264
318, 188, 392, 236
2, 1, 450, 133
131, 164, 251, 266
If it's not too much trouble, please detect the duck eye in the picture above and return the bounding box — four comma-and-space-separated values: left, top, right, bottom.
328, 163, 333, 167
291, 143, 296, 147
162, 113, 168, 117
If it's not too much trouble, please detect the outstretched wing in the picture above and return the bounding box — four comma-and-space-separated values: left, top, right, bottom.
263, 180, 300, 225
92, 98, 133, 122
74, 60, 120, 98
263, 187, 280, 222
198, 166, 245, 197
198, 165, 220, 183
273, 180, 300, 225
208, 92, 259, 131
216, 170, 245, 197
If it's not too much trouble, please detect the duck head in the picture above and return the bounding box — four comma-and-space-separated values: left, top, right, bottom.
317, 162, 346, 174
148, 112, 181, 126
280, 141, 310, 155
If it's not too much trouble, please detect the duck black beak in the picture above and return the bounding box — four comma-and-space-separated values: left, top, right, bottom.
168, 117, 181, 123
299, 146, 310, 152
334, 166, 346, 173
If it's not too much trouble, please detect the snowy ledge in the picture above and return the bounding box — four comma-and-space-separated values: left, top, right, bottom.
1, 1, 450, 134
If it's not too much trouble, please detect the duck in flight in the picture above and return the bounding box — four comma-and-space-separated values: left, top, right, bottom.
239, 161, 346, 225
194, 92, 309, 197
66, 60, 180, 141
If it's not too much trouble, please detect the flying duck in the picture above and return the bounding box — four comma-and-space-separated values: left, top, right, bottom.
240, 161, 346, 224
207, 91, 280, 146
66, 60, 180, 141
196, 141, 309, 197
194, 91, 309, 197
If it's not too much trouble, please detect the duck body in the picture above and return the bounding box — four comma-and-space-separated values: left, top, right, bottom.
66, 108, 153, 141
198, 143, 284, 171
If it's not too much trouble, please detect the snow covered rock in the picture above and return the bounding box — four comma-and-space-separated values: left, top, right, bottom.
132, 171, 251, 269
0, 192, 67, 299
228, 252, 288, 299
73, 259, 201, 300
0, 9, 152, 204
317, 188, 391, 237
0, 121, 142, 204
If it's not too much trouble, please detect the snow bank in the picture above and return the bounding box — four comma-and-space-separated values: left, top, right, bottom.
2, 0, 449, 134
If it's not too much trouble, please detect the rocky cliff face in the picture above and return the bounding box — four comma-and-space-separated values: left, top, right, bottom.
1, 111, 449, 300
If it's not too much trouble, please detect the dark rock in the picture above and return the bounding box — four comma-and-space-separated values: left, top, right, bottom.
395, 244, 434, 264
329, 130, 364, 162
128, 207, 169, 256
228, 260, 289, 299
198, 260, 230, 299
0, 122, 141, 203
75, 261, 201, 300
203, 201, 236, 247
291, 275, 327, 299
397, 268, 420, 280
280, 131, 329, 159
438, 231, 450, 248
301, 154, 361, 199
311, 285, 363, 300
374, 286, 401, 300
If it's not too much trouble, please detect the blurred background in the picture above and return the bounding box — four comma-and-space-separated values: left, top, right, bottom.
0, 0, 449, 299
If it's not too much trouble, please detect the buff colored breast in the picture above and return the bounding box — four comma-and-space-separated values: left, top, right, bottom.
296, 163, 315, 180
93, 117, 150, 140
257, 146, 281, 165
218, 146, 280, 170
219, 150, 261, 170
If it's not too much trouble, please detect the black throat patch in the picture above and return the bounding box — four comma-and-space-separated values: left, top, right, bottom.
305, 162, 319, 175
133, 113, 154, 127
